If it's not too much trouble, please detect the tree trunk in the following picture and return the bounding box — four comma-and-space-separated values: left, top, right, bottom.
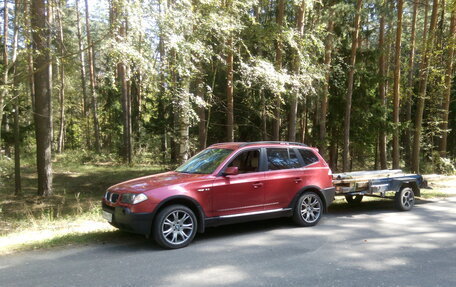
288, 0, 306, 142
404, 1, 418, 168
226, 36, 234, 142
439, 11, 455, 156
47, 1, 54, 148
319, 9, 333, 157
197, 76, 207, 150
412, 0, 439, 173
75, 0, 90, 148
116, 12, 132, 164
179, 81, 190, 162
272, 0, 285, 141
12, 0, 21, 195
56, 0, 66, 153
85, 0, 101, 153
342, 0, 362, 172
32, 0, 53, 196
0, 0, 9, 153
378, 13, 387, 169
261, 92, 268, 140
26, 0, 35, 110
392, 0, 404, 169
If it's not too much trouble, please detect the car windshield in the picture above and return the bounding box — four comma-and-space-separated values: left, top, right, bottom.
175, 148, 233, 174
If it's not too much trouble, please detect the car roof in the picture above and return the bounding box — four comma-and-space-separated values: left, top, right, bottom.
209, 141, 309, 150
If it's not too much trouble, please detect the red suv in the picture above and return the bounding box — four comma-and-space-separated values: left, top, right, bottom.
102, 142, 335, 249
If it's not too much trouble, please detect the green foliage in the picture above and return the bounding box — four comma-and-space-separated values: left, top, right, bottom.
0, 0, 455, 179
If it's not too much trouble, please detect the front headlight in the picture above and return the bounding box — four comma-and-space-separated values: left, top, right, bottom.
121, 193, 148, 204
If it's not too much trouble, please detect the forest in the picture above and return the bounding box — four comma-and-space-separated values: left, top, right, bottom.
0, 0, 455, 197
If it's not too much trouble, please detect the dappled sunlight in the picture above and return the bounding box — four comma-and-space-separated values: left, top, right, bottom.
162, 265, 248, 286
0, 220, 116, 255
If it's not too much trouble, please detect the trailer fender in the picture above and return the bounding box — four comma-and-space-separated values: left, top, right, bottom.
391, 180, 421, 197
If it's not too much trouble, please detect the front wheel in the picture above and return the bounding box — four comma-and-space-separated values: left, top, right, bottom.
293, 192, 323, 227
395, 187, 415, 211
153, 205, 197, 249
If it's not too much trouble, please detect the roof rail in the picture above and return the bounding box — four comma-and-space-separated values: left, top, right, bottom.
239, 141, 308, 147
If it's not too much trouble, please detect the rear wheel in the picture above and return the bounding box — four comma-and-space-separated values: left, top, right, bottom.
293, 192, 323, 227
345, 195, 363, 205
395, 187, 415, 211
153, 205, 197, 249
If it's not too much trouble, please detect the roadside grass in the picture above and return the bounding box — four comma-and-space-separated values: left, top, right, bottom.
0, 152, 168, 254
0, 153, 453, 254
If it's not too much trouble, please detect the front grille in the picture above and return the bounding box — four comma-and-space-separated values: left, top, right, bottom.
105, 191, 120, 203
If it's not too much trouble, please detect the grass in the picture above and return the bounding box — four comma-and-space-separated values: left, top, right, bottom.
0, 152, 168, 254
0, 153, 453, 254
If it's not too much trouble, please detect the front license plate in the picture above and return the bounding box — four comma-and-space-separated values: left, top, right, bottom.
102, 211, 113, 222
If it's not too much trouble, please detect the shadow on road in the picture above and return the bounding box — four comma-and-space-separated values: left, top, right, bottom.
14, 197, 439, 254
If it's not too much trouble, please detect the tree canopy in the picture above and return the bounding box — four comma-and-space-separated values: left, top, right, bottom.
1, 0, 456, 195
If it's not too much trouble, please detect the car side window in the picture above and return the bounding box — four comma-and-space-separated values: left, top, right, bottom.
298, 149, 319, 166
227, 149, 260, 174
266, 148, 301, 170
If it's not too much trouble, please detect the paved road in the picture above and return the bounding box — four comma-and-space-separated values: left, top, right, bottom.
2, 197, 456, 287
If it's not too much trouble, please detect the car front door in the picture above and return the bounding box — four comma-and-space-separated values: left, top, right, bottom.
211, 149, 265, 217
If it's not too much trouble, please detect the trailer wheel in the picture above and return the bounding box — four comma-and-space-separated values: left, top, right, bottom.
395, 187, 415, 211
345, 195, 363, 205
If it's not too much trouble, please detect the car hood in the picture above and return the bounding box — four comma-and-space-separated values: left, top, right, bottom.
108, 171, 208, 193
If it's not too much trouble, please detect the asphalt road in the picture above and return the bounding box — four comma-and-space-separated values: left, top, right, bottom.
2, 197, 456, 287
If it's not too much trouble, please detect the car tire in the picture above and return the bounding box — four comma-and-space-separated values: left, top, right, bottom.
395, 187, 415, 211
293, 192, 323, 227
153, 204, 197, 249
345, 195, 363, 205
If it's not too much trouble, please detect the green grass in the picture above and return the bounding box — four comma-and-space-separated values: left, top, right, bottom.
419, 189, 451, 199
0, 152, 169, 254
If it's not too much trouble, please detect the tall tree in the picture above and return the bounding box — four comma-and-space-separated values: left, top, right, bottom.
0, 0, 9, 152
226, 36, 234, 142
342, 0, 362, 172
392, 0, 404, 169
114, 2, 132, 163
273, 0, 285, 141
412, 0, 439, 172
289, 0, 306, 142
12, 0, 21, 194
31, 0, 53, 196
225, 0, 234, 142
319, 7, 333, 158
75, 0, 90, 148
439, 10, 456, 156
404, 0, 418, 167
378, 12, 387, 169
85, 0, 101, 153
56, 0, 66, 153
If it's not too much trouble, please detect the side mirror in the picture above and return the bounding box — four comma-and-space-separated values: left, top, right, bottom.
223, 166, 239, 176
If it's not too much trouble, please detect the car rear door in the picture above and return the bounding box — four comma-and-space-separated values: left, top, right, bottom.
262, 147, 306, 209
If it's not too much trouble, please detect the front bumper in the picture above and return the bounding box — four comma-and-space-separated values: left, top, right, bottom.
102, 202, 154, 235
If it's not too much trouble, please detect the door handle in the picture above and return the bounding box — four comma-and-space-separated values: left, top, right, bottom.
252, 182, 263, 189
294, 178, 302, 183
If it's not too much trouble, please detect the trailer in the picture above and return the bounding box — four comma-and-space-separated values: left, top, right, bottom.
332, 169, 428, 211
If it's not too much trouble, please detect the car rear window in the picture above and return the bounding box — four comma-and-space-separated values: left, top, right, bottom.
298, 149, 319, 166
267, 148, 301, 170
